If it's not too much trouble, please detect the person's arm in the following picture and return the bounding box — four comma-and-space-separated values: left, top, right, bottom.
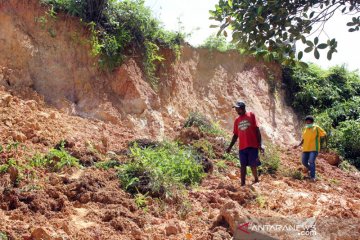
294, 139, 304, 149
256, 127, 264, 153
318, 126, 326, 137
226, 134, 238, 153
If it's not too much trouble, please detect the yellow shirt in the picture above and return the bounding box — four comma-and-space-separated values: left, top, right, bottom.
302, 125, 326, 152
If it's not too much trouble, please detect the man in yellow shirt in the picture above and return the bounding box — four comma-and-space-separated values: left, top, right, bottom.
294, 116, 326, 181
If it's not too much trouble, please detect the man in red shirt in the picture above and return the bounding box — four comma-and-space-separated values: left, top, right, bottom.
226, 101, 264, 186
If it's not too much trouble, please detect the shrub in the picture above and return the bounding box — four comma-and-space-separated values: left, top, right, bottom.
258, 143, 280, 175
329, 120, 360, 168
282, 168, 304, 180
95, 159, 120, 170
0, 232, 8, 240
215, 160, 228, 172
200, 34, 237, 52
184, 112, 227, 137
41, 0, 184, 86
29, 145, 80, 171
47, 147, 80, 171
192, 139, 215, 159
117, 142, 204, 198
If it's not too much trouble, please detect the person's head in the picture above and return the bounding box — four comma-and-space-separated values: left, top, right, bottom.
233, 100, 246, 115
304, 115, 315, 128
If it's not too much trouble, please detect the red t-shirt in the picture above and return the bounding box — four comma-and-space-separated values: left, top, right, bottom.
233, 112, 260, 150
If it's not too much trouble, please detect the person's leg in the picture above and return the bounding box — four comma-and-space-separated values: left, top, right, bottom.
239, 149, 248, 186
308, 151, 318, 180
251, 166, 259, 183
248, 148, 260, 183
302, 152, 310, 170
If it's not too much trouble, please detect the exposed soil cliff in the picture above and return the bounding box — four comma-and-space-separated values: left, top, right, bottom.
0, 0, 299, 144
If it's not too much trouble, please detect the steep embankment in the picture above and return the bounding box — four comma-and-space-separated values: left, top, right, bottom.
1, 1, 359, 240
0, 0, 299, 144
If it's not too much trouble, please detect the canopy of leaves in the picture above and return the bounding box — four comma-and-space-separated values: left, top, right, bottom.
210, 0, 360, 65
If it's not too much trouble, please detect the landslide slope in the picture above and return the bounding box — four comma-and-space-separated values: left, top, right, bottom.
0, 1, 359, 240
0, 0, 299, 144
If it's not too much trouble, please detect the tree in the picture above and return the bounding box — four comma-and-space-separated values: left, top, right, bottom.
210, 0, 360, 65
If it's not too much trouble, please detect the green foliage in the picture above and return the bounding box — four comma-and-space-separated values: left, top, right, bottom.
47, 147, 80, 171
0, 232, 8, 240
117, 142, 204, 198
339, 160, 358, 172
134, 192, 149, 209
95, 159, 120, 170
184, 112, 228, 137
42, 0, 184, 86
0, 158, 18, 174
259, 143, 280, 175
29, 143, 80, 171
329, 120, 360, 168
192, 139, 215, 158
210, 0, 359, 64
282, 168, 304, 180
215, 160, 228, 172
256, 194, 266, 208
223, 152, 238, 164
30, 153, 49, 168
177, 199, 193, 220
200, 34, 237, 52
283, 64, 360, 168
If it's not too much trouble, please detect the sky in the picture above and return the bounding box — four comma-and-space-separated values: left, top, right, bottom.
144, 0, 360, 71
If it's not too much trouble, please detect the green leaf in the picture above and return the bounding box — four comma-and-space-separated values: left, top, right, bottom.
210, 25, 219, 28
304, 47, 313, 53
314, 48, 320, 59
224, 30, 228, 37
298, 61, 308, 68
349, 28, 356, 32
298, 51, 303, 60
301, 36, 306, 44
347, 22, 356, 26
327, 50, 333, 60
257, 6, 263, 15
309, 11, 315, 19
306, 40, 314, 47
342, 7, 346, 13
317, 43, 327, 49
314, 37, 319, 45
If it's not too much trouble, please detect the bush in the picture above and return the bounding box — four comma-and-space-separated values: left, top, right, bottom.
184, 112, 227, 137
258, 142, 280, 175
329, 120, 360, 168
199, 34, 237, 52
117, 142, 204, 198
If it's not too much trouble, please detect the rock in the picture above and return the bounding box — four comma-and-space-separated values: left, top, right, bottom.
214, 200, 252, 234
37, 112, 50, 119
30, 228, 52, 240
326, 154, 340, 166
4, 120, 12, 127
8, 166, 19, 185
25, 100, 38, 110
11, 131, 27, 142
49, 112, 58, 119
1, 94, 12, 105
165, 221, 181, 236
